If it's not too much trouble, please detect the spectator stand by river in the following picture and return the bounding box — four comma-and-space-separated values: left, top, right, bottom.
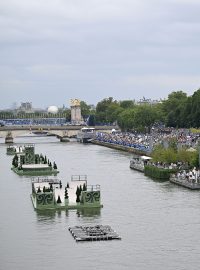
95, 128, 200, 154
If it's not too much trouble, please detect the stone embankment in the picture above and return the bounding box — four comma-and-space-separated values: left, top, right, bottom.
91, 140, 147, 155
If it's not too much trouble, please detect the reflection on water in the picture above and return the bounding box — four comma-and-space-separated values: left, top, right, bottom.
35, 209, 57, 222
76, 207, 101, 218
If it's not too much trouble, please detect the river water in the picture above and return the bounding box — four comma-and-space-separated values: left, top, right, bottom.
0, 135, 200, 270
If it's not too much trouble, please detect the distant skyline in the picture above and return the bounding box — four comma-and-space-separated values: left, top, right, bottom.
0, 0, 200, 109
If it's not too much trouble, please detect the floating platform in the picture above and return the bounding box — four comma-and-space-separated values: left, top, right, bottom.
12, 164, 59, 176
31, 175, 103, 210
69, 225, 121, 242
170, 176, 200, 190
7, 145, 24, 155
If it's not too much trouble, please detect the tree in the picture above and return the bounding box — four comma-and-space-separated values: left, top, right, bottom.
133, 105, 160, 132
83, 183, 87, 191
65, 187, 69, 199
96, 97, 118, 123
190, 89, 200, 127
63, 108, 71, 121
117, 108, 135, 131
12, 154, 18, 167
53, 162, 57, 170
106, 103, 121, 123
119, 100, 135, 109
76, 186, 80, 203
162, 91, 188, 127
57, 195, 62, 204
49, 183, 53, 192
80, 101, 91, 118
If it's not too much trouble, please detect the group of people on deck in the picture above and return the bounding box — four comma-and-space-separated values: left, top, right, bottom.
176, 167, 200, 184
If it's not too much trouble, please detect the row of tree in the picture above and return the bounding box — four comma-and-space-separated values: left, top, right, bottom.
1, 89, 200, 131
82, 89, 200, 131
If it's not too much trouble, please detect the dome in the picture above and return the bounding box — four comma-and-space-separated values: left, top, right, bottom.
48, 106, 58, 114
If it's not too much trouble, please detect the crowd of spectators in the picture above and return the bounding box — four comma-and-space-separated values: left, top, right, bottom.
1, 118, 67, 126
95, 128, 200, 153
95, 131, 151, 152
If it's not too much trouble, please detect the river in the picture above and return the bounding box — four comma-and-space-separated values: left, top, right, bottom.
0, 135, 200, 270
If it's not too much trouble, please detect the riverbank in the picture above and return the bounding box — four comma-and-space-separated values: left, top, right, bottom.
91, 139, 148, 155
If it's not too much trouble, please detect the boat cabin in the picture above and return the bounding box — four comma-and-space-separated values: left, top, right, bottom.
81, 127, 95, 133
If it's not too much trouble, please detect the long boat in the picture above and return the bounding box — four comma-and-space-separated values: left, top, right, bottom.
130, 155, 152, 172
77, 127, 96, 143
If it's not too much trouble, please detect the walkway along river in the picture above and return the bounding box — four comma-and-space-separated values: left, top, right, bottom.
0, 135, 200, 270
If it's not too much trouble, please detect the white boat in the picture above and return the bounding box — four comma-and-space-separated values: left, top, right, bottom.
130, 155, 152, 172
77, 127, 96, 143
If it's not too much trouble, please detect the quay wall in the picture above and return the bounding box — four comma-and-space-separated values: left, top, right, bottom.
91, 140, 148, 156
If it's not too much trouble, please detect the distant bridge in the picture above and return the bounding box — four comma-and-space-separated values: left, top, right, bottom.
0, 125, 119, 143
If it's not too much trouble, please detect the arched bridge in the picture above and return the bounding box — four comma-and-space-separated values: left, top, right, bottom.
0, 125, 119, 143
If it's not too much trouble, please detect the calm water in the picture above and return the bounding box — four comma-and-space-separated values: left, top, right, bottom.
0, 135, 200, 270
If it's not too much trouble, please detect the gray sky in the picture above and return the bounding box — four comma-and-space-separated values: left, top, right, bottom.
0, 0, 200, 109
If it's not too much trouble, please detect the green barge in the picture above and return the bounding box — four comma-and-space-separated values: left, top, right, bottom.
11, 144, 59, 176
31, 175, 103, 210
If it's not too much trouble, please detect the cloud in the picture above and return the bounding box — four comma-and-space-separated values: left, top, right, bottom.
121, 74, 200, 98
0, 0, 200, 108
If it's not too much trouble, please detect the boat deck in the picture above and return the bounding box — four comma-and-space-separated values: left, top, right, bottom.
170, 177, 200, 190
69, 225, 121, 242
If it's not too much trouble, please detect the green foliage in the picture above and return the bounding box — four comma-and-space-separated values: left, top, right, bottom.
152, 143, 198, 167
76, 186, 81, 203
168, 138, 178, 151
83, 183, 87, 191
59, 180, 62, 188
12, 154, 18, 167
57, 195, 62, 204
117, 109, 135, 131
65, 187, 69, 199
119, 100, 135, 109
177, 148, 198, 167
162, 91, 188, 127
144, 165, 177, 179
49, 183, 53, 192
152, 144, 175, 163
152, 144, 177, 163
64, 108, 71, 121
80, 101, 91, 118
133, 105, 160, 132
53, 162, 57, 170
35, 154, 40, 164
95, 97, 118, 123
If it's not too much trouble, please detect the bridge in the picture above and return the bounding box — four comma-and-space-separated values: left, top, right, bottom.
0, 125, 119, 143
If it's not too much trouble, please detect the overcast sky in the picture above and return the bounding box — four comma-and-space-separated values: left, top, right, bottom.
0, 0, 200, 109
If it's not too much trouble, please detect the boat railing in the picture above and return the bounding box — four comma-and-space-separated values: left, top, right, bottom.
31, 177, 60, 184
71, 175, 87, 181
86, 185, 101, 191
